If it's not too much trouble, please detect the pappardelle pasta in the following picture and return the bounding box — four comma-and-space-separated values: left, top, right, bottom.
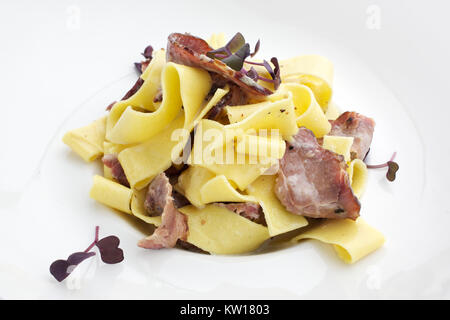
63, 32, 387, 263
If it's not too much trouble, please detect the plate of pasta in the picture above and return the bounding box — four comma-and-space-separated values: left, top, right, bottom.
3, 28, 432, 299
62, 32, 390, 261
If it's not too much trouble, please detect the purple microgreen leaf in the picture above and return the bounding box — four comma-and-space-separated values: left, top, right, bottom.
225, 32, 245, 53
222, 43, 250, 71
263, 59, 275, 78
366, 152, 399, 182
222, 55, 244, 71
50, 252, 96, 282
250, 39, 260, 57
95, 236, 124, 264
270, 57, 281, 89
67, 252, 96, 267
141, 45, 153, 59
134, 62, 143, 75
206, 47, 229, 59
386, 161, 399, 181
246, 67, 259, 81
49, 260, 72, 282
235, 43, 250, 60
207, 33, 248, 67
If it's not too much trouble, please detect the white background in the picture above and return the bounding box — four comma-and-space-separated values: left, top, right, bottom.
1, 0, 449, 299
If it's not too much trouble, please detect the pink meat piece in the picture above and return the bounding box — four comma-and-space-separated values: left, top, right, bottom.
215, 202, 264, 224
275, 127, 361, 220
102, 154, 130, 188
138, 173, 188, 249
328, 111, 375, 160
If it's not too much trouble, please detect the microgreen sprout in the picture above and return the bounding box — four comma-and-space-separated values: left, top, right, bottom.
206, 33, 281, 89
49, 226, 124, 282
366, 152, 399, 182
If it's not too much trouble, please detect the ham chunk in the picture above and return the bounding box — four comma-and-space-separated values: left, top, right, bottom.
329, 111, 375, 160
138, 173, 188, 249
275, 127, 360, 220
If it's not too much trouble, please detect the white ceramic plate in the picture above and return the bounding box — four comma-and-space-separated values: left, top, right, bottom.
1, 1, 449, 299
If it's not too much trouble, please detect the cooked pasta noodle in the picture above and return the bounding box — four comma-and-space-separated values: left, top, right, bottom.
179, 204, 270, 254
89, 175, 132, 214
247, 175, 308, 236
322, 135, 354, 162
347, 159, 368, 198
291, 218, 385, 264
62, 117, 106, 162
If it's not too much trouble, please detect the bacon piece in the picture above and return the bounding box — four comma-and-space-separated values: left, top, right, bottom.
328, 112, 375, 160
102, 154, 130, 187
138, 173, 188, 249
166, 33, 272, 99
275, 127, 361, 220
215, 203, 266, 225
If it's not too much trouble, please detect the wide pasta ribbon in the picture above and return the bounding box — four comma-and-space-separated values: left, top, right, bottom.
130, 188, 162, 226
280, 83, 331, 137
247, 175, 308, 237
107, 60, 212, 145
179, 204, 270, 255
62, 116, 107, 162
321, 135, 368, 198
177, 166, 257, 208
280, 54, 334, 110
189, 119, 283, 191
90, 175, 133, 214
186, 94, 298, 190
227, 85, 331, 138
118, 88, 229, 190
291, 218, 385, 264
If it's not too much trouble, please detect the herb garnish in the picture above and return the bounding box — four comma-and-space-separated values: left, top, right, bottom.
206, 33, 281, 89
49, 226, 124, 282
366, 152, 399, 182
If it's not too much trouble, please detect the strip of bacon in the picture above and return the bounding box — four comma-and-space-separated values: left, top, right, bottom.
102, 154, 130, 188
275, 127, 361, 220
138, 173, 188, 249
328, 111, 375, 160
166, 33, 272, 100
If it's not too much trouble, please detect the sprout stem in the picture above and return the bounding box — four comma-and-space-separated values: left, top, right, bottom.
366, 152, 397, 169
244, 60, 265, 66
84, 226, 100, 253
